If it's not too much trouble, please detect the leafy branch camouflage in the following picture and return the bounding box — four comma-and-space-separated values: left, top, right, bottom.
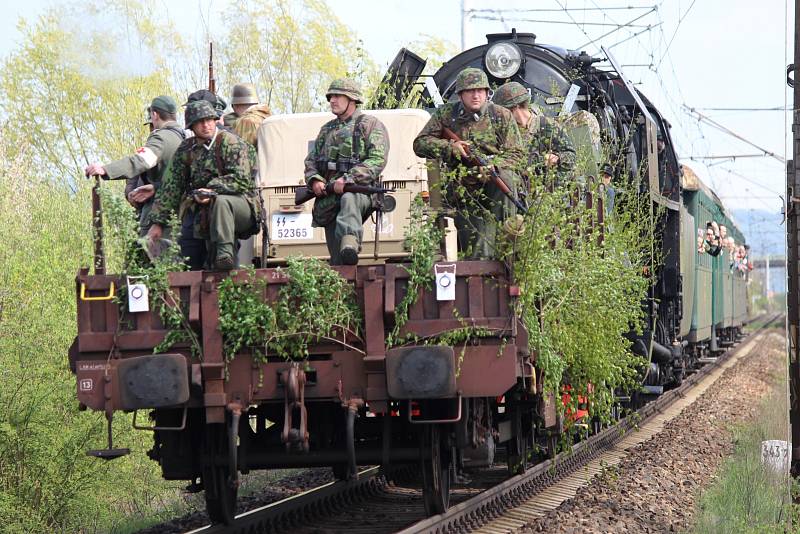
522, 111, 576, 175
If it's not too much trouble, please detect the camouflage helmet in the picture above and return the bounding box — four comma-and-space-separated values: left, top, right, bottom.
492, 81, 530, 109
325, 78, 363, 104
184, 89, 227, 118
184, 100, 218, 128
231, 83, 259, 105
454, 68, 490, 93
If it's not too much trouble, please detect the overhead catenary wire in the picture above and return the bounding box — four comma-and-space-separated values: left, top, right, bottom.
715, 166, 783, 196
467, 5, 657, 14
655, 0, 697, 69
683, 105, 786, 165
576, 7, 657, 50
469, 16, 651, 28
552, 0, 599, 53
607, 23, 663, 50
689, 154, 782, 160
692, 106, 788, 112
466, 1, 776, 252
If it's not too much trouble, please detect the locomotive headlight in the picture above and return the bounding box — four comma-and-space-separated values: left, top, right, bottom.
485, 42, 523, 79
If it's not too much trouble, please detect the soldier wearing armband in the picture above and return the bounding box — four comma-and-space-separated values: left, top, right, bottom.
304, 78, 389, 266
84, 95, 185, 236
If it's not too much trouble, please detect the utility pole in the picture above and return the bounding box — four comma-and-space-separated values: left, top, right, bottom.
786, 0, 800, 477
766, 254, 771, 310
460, 0, 467, 51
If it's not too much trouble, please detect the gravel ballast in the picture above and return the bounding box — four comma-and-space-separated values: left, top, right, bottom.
520, 328, 786, 534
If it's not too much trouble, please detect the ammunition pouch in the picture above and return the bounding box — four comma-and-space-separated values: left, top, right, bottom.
317, 157, 359, 176
312, 193, 339, 227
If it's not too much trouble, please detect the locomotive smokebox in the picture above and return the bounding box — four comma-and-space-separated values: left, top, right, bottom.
385, 346, 457, 399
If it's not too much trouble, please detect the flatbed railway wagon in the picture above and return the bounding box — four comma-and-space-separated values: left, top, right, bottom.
68, 109, 563, 524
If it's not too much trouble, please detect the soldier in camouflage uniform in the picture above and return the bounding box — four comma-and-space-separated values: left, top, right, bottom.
146, 100, 260, 271
413, 68, 524, 259
304, 78, 389, 266
85, 95, 185, 236
223, 83, 260, 129
492, 81, 575, 186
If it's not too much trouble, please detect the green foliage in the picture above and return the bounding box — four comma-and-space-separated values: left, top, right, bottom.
509, 166, 652, 427
0, 2, 176, 183
0, 143, 188, 533
219, 257, 362, 363
219, 269, 276, 363
364, 34, 458, 109
96, 186, 199, 359
218, 0, 376, 113
387, 196, 443, 346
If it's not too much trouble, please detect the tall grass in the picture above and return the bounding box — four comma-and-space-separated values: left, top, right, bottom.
0, 145, 193, 532
692, 369, 791, 533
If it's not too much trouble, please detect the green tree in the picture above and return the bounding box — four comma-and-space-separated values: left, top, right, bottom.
0, 3, 191, 532
0, 1, 381, 530
217, 0, 376, 113
0, 4, 177, 185
406, 34, 459, 74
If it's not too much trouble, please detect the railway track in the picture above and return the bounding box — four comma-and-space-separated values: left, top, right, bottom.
184, 315, 779, 534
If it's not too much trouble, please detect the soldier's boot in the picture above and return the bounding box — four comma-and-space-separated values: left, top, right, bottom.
340, 235, 360, 266
209, 195, 254, 270
214, 243, 236, 271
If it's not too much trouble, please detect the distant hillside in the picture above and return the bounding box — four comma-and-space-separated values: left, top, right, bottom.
729, 208, 784, 257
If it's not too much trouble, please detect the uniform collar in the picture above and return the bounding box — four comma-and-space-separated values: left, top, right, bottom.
201, 127, 219, 150
456, 101, 489, 121
155, 120, 181, 132
336, 108, 361, 125
524, 106, 542, 132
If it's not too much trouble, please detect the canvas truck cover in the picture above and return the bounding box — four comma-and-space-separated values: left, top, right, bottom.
256, 109, 431, 262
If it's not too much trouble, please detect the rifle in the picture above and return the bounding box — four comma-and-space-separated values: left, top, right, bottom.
208, 42, 216, 94
440, 126, 528, 215
294, 182, 395, 206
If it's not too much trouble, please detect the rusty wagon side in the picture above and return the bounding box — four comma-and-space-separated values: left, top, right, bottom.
69, 259, 545, 523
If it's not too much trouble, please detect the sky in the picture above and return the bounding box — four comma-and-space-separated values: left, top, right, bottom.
0, 0, 791, 254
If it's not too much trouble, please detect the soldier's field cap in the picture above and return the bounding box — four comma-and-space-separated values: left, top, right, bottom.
150, 95, 177, 114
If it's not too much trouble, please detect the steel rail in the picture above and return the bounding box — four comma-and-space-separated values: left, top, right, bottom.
182, 316, 778, 534
186, 466, 388, 534
398, 314, 781, 534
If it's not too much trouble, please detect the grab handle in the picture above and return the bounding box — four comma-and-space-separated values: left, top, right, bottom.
80, 281, 115, 301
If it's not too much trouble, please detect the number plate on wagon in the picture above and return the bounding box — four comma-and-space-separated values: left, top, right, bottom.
271, 213, 314, 241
